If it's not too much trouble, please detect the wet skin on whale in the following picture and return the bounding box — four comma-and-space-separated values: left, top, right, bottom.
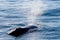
7, 25, 37, 37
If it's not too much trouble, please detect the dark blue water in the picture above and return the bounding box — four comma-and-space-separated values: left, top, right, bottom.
0, 0, 60, 40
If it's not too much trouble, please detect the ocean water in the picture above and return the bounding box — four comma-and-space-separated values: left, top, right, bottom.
0, 0, 60, 40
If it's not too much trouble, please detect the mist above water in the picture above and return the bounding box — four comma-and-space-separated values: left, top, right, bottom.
27, 1, 47, 25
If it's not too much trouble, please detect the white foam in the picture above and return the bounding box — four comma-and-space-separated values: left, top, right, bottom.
7, 28, 16, 34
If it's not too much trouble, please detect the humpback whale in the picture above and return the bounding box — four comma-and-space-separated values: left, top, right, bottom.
7, 25, 37, 37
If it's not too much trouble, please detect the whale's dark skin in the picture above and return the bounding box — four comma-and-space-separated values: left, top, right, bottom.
8, 25, 37, 37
